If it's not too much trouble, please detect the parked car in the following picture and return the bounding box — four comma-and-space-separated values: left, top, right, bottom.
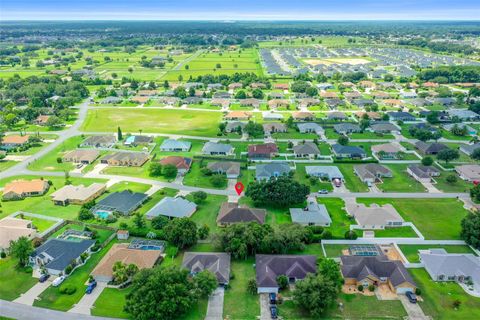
269, 292, 276, 304
52, 276, 66, 287
406, 291, 417, 303
86, 280, 97, 294
270, 305, 278, 319
39, 274, 50, 283
318, 189, 328, 194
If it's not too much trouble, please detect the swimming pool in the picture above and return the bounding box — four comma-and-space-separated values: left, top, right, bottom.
95, 210, 111, 219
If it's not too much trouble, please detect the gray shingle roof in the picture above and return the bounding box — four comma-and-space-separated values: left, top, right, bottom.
95, 190, 148, 215
202, 142, 233, 154
182, 252, 231, 284
255, 162, 290, 180
31, 239, 95, 272
145, 197, 197, 219
256, 255, 317, 288
290, 202, 332, 225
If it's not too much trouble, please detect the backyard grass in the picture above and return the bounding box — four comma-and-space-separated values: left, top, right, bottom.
0, 257, 37, 301
318, 198, 352, 239
356, 198, 468, 240
373, 226, 418, 238
82, 108, 222, 137
23, 216, 57, 233
323, 244, 349, 257
107, 181, 152, 193
239, 196, 294, 226
399, 245, 477, 263
410, 268, 480, 320
223, 258, 259, 319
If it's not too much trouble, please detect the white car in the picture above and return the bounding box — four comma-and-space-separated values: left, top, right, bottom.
52, 276, 66, 287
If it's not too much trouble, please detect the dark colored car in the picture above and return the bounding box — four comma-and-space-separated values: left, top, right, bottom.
406, 291, 417, 303
270, 305, 278, 319
269, 292, 276, 304
39, 274, 50, 283
86, 280, 97, 294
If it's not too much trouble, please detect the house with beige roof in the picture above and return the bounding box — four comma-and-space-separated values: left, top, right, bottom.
51, 183, 106, 206
224, 111, 252, 121
371, 143, 402, 160
1, 135, 30, 150
345, 202, 404, 229
2, 179, 50, 201
0, 217, 37, 250
456, 164, 480, 182
62, 149, 100, 164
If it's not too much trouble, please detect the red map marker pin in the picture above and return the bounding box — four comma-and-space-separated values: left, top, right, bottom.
234, 182, 244, 196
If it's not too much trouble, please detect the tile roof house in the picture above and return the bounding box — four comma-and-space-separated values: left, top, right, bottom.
30, 239, 96, 276
159, 156, 192, 175
255, 162, 291, 181
0, 217, 37, 250
345, 202, 404, 229
80, 135, 116, 148
333, 123, 361, 134
202, 142, 234, 156
101, 152, 149, 167
182, 252, 231, 285
145, 197, 197, 219
267, 99, 290, 109
159, 139, 192, 152
419, 249, 480, 293
217, 202, 266, 226
293, 142, 321, 158
340, 255, 416, 294
1, 135, 30, 150
2, 179, 50, 201
255, 254, 317, 293
62, 149, 100, 164
224, 111, 252, 121
354, 164, 393, 184
455, 164, 480, 182
332, 144, 366, 159
407, 165, 440, 183
207, 161, 241, 179
33, 115, 51, 126
51, 183, 106, 206
248, 143, 278, 159
92, 243, 163, 282
93, 190, 148, 216
290, 202, 332, 226
414, 141, 448, 155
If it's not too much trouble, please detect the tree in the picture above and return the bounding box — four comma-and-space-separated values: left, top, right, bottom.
247, 278, 257, 295
198, 224, 210, 240
193, 270, 217, 297
243, 121, 264, 138
164, 218, 198, 249
46, 115, 63, 128
293, 273, 338, 317
234, 90, 247, 99
133, 213, 146, 229
117, 127, 123, 141
163, 164, 178, 179
344, 230, 358, 240
210, 174, 227, 188
461, 212, 480, 249
318, 258, 343, 289
191, 191, 207, 204
9, 236, 33, 267
125, 267, 202, 320
151, 215, 169, 230
471, 148, 480, 160
421, 156, 434, 166
437, 149, 459, 164
251, 88, 264, 99
277, 275, 289, 290
337, 135, 349, 146
148, 162, 163, 177
446, 174, 458, 184
245, 176, 310, 207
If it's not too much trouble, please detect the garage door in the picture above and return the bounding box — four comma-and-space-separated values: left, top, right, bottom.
396, 287, 413, 294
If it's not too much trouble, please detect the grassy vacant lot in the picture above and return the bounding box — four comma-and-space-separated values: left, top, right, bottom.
378, 164, 425, 193
318, 198, 352, 239
336, 164, 369, 192
411, 268, 480, 320
82, 108, 222, 137
0, 257, 37, 301
187, 194, 226, 233
399, 245, 477, 263
223, 258, 259, 320
434, 172, 470, 193
357, 198, 468, 240
0, 160, 17, 172
28, 135, 83, 172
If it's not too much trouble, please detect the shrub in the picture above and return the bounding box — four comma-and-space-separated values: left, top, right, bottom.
368, 285, 375, 292
415, 288, 421, 295
247, 278, 257, 295
344, 230, 358, 240
321, 230, 333, 239
357, 285, 364, 292
0, 251, 6, 258
65, 264, 73, 275
308, 226, 324, 234
56, 157, 62, 163
277, 275, 289, 290
59, 284, 77, 295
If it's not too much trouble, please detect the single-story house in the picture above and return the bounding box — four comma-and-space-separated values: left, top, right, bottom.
207, 161, 241, 179
30, 239, 96, 276
420, 249, 480, 293
354, 164, 393, 184
91, 243, 163, 282
217, 202, 266, 226
387, 112, 416, 122
51, 183, 106, 206
145, 197, 197, 219
1, 135, 30, 150
240, 98, 261, 108
340, 255, 416, 294
100, 96, 123, 104
224, 111, 252, 121
159, 156, 192, 175
202, 142, 234, 156
345, 202, 404, 229
369, 122, 399, 134
355, 112, 381, 120
225, 121, 247, 133
292, 112, 315, 121
182, 252, 231, 286
334, 123, 361, 135
2, 179, 50, 201
305, 166, 344, 181
407, 165, 440, 183
101, 152, 149, 167
297, 123, 323, 134
447, 109, 480, 121
263, 123, 287, 133
332, 144, 367, 159
443, 124, 477, 136
159, 139, 192, 152
80, 135, 116, 148
255, 162, 291, 181
290, 202, 332, 226
415, 141, 448, 155
0, 217, 37, 250
256, 254, 317, 293
455, 164, 480, 182
460, 143, 480, 157
124, 135, 153, 147
371, 143, 402, 160
62, 149, 100, 164
262, 112, 284, 121
33, 115, 51, 126
293, 142, 321, 158
327, 111, 347, 121
93, 190, 148, 216
248, 143, 278, 159
268, 99, 290, 109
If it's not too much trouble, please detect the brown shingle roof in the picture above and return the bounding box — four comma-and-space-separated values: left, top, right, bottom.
217, 202, 266, 224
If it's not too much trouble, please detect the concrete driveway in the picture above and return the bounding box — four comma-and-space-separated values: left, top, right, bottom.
205, 287, 224, 320
13, 280, 52, 306
399, 295, 430, 320
69, 282, 107, 315
259, 293, 271, 320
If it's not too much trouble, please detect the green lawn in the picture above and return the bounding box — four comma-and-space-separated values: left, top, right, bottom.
0, 160, 17, 172
294, 163, 334, 192
239, 196, 294, 226
357, 198, 468, 240
0, 257, 37, 301
323, 244, 349, 258
399, 245, 477, 263
82, 108, 222, 137
373, 226, 418, 238
107, 181, 152, 193
28, 136, 83, 172
223, 258, 259, 320
318, 198, 352, 239
92, 287, 132, 319
183, 161, 228, 190
434, 172, 470, 193
187, 194, 227, 233
411, 268, 480, 320
336, 164, 369, 192
23, 216, 57, 233
377, 165, 426, 193
50, 223, 114, 244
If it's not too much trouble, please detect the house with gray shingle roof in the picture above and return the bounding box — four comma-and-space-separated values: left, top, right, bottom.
217, 202, 266, 226
255, 162, 291, 181
145, 197, 197, 219
460, 143, 480, 156
293, 142, 320, 158
297, 123, 324, 134
369, 122, 399, 134
305, 166, 343, 181
182, 252, 231, 285
354, 164, 392, 184
415, 141, 448, 155
447, 109, 480, 121
332, 144, 366, 159
225, 122, 247, 133
407, 165, 440, 183
80, 135, 116, 148
333, 123, 361, 135
290, 202, 331, 226
207, 161, 241, 179
159, 139, 192, 152
202, 142, 234, 156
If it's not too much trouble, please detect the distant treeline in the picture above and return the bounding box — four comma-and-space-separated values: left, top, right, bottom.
397, 39, 477, 55
419, 66, 480, 83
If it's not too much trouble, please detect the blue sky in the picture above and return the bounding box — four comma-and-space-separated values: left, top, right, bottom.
1, 0, 479, 20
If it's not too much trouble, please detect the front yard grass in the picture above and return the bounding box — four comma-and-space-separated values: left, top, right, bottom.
0, 257, 37, 301
356, 198, 468, 240
399, 245, 477, 263
377, 164, 426, 193
91, 287, 132, 319
27, 135, 83, 172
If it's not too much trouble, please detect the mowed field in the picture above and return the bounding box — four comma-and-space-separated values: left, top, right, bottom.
82, 108, 222, 136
